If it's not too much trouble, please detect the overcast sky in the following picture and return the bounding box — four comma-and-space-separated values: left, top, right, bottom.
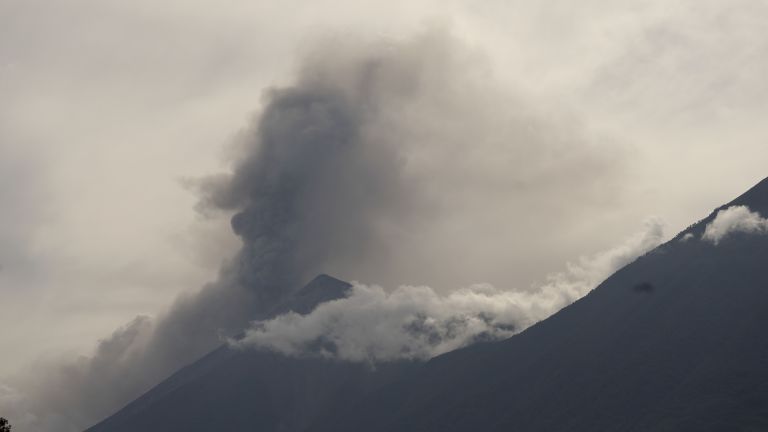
2, 0, 768, 383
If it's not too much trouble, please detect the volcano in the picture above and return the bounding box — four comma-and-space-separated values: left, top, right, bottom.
90, 177, 768, 432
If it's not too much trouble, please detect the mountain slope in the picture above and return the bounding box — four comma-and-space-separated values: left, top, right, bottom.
91, 177, 768, 432
309, 177, 768, 432
87, 275, 420, 432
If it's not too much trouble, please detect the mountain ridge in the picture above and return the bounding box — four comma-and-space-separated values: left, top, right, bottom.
90, 177, 768, 432
85, 275, 423, 432
308, 176, 768, 432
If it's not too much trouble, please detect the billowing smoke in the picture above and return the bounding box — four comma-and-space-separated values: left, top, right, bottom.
702, 205, 768, 244
2, 317, 154, 431
234, 218, 664, 363
2, 30, 629, 431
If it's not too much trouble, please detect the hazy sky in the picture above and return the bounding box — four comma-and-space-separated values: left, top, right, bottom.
3, 0, 768, 389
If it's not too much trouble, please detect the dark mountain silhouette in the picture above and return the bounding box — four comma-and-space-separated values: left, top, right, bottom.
308, 177, 768, 432
90, 177, 768, 432
86, 275, 420, 432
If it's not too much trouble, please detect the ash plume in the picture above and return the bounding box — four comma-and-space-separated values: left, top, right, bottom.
2, 29, 628, 431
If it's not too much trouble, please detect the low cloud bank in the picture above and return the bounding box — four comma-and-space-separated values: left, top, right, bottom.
234, 219, 664, 363
702, 206, 768, 245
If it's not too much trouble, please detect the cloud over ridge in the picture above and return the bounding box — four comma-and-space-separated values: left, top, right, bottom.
702, 206, 768, 244
235, 218, 664, 363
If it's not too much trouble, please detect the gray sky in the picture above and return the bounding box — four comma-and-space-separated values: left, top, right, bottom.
2, 0, 768, 391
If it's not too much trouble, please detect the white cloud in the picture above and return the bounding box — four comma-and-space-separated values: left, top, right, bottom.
702, 205, 768, 245
234, 218, 664, 363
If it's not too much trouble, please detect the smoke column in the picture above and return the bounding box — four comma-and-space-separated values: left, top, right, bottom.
2, 29, 628, 431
